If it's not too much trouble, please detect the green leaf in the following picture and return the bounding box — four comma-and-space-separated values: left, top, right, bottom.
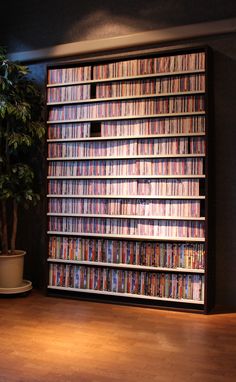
0, 46, 44, 223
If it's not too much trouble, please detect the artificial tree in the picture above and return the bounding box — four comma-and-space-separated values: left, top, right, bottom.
0, 48, 45, 255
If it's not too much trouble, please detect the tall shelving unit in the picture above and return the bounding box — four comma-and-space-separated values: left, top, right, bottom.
46, 47, 212, 312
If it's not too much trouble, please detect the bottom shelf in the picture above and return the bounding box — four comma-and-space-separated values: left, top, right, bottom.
49, 262, 205, 303
47, 285, 204, 305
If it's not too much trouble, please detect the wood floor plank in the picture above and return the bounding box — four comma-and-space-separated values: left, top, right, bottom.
0, 290, 235, 382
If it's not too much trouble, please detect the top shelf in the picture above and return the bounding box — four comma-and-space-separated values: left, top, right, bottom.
47, 69, 206, 88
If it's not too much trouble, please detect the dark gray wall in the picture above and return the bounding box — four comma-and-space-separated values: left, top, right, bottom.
1, 0, 236, 52
1, 1, 236, 309
209, 35, 236, 308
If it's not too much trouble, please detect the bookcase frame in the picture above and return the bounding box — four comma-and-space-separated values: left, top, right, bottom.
46, 45, 214, 313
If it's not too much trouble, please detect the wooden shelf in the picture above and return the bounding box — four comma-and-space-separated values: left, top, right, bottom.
47, 174, 206, 180
47, 231, 205, 242
47, 69, 206, 88
47, 90, 205, 106
47, 153, 205, 161
47, 258, 205, 273
47, 194, 206, 200
47, 212, 205, 221
47, 285, 204, 305
47, 111, 206, 124
47, 132, 206, 143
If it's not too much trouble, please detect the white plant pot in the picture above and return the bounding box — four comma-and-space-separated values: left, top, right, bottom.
0, 250, 26, 288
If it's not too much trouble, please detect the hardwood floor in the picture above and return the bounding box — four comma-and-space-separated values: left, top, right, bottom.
0, 290, 235, 382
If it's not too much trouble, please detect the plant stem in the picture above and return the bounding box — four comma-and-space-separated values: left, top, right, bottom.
11, 200, 18, 253
1, 200, 8, 254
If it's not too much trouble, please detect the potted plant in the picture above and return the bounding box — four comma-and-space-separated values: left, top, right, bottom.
0, 48, 45, 292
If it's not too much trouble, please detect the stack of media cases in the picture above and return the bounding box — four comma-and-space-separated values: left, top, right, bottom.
46, 48, 212, 311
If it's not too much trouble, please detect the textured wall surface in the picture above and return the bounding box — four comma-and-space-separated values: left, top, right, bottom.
1, 1, 236, 309
1, 0, 236, 52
